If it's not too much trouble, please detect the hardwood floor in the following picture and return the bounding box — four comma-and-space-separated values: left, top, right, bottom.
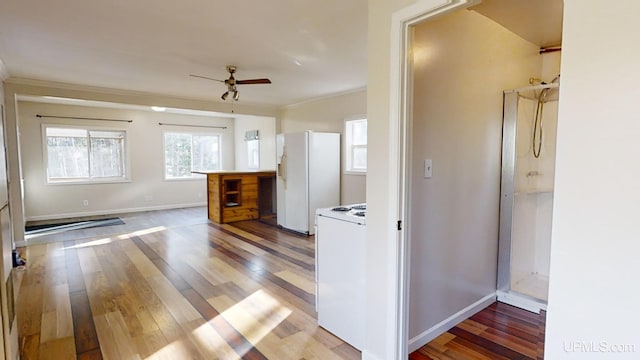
15, 207, 360, 359
410, 302, 546, 360
15, 207, 546, 359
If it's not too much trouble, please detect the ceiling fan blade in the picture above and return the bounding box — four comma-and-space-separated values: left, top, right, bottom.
236, 78, 272, 85
189, 74, 225, 83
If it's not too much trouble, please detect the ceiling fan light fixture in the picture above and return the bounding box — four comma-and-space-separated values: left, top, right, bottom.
192, 65, 271, 102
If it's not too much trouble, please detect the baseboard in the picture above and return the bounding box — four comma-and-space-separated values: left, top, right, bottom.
497, 290, 547, 314
408, 292, 496, 353
24, 202, 206, 222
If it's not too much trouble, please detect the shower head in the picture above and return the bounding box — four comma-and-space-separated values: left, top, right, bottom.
538, 75, 560, 103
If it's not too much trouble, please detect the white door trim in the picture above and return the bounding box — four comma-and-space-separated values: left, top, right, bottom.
387, 1, 479, 359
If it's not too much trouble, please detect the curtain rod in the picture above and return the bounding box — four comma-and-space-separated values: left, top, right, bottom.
36, 114, 133, 123
158, 122, 227, 130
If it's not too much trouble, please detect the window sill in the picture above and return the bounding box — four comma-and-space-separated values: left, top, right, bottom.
47, 178, 131, 186
344, 170, 367, 176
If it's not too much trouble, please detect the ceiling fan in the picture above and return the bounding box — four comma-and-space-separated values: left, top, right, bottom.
190, 65, 272, 101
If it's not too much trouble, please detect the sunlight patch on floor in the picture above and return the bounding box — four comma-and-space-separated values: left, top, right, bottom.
63, 237, 113, 249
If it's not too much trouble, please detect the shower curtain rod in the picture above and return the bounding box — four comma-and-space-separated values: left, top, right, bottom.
158, 122, 227, 130
540, 46, 561, 54
36, 114, 133, 123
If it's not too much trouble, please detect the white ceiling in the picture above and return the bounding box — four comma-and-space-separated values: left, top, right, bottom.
470, 0, 563, 48
0, 1, 562, 109
0, 0, 368, 107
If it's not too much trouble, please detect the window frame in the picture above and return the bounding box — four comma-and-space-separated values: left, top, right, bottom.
42, 124, 130, 185
344, 115, 368, 175
162, 130, 223, 181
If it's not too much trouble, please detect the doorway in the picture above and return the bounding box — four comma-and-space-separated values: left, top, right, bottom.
392, 0, 564, 356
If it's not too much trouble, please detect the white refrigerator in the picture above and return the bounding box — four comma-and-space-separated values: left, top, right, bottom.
276, 131, 340, 235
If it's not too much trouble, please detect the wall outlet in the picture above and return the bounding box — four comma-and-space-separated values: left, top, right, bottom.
82, 200, 89, 206
144, 195, 153, 202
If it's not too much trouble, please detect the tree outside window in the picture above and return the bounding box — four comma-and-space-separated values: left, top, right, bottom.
164, 132, 221, 179
45, 127, 126, 183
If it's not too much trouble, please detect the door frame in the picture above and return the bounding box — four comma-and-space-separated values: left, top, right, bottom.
387, 1, 479, 358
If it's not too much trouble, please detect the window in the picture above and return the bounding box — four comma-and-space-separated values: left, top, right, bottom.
247, 139, 260, 169
164, 132, 221, 179
345, 117, 367, 173
45, 126, 127, 183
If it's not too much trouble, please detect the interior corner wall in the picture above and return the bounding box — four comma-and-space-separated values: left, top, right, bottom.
233, 115, 276, 171
18, 101, 234, 220
279, 90, 367, 204
408, 8, 541, 345
546, 0, 640, 358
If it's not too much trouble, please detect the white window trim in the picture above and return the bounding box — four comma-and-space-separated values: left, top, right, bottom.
42, 124, 131, 185
162, 130, 223, 181
344, 115, 368, 175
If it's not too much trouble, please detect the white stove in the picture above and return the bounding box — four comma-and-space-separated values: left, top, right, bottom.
316, 203, 366, 225
314, 203, 366, 349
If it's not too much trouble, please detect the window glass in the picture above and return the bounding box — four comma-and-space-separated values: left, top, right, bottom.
45, 126, 126, 183
164, 132, 221, 179
247, 139, 260, 169
345, 117, 367, 173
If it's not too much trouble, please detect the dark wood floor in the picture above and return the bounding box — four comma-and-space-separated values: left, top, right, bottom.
410, 302, 546, 360
15, 207, 546, 359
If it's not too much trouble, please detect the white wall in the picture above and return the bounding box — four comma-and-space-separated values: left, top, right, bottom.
546, 0, 640, 358
408, 8, 541, 345
279, 90, 366, 204
366, 0, 414, 358
18, 101, 234, 220
234, 115, 276, 171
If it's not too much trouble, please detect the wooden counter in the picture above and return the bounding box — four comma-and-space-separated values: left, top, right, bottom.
194, 171, 276, 224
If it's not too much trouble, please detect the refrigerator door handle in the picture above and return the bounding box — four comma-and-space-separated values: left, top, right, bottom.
278, 148, 287, 182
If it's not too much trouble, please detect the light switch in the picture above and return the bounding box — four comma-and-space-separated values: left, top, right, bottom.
424, 159, 432, 178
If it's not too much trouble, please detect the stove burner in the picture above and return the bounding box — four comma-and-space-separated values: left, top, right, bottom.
353, 211, 366, 217
351, 204, 366, 210
331, 206, 351, 212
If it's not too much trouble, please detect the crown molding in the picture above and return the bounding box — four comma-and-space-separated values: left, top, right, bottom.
283, 86, 367, 109
5, 77, 279, 117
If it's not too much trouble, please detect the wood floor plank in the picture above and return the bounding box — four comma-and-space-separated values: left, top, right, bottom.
146, 274, 202, 325
20, 334, 40, 360
69, 290, 101, 355
455, 319, 488, 336
274, 269, 316, 294
180, 318, 239, 360
131, 329, 168, 359
40, 284, 73, 343
39, 336, 76, 360
93, 312, 141, 360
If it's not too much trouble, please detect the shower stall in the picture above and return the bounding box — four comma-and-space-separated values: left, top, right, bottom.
497, 80, 559, 313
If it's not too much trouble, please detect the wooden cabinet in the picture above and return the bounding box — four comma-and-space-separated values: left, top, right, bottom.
200, 171, 276, 224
